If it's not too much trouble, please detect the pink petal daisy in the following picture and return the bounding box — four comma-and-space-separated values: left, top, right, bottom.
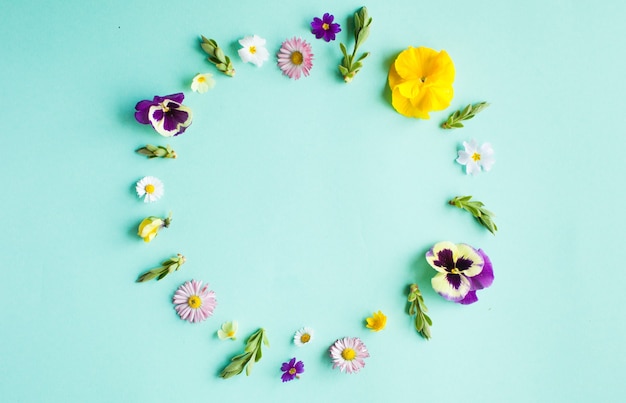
172, 279, 217, 323
277, 37, 314, 80
329, 337, 369, 374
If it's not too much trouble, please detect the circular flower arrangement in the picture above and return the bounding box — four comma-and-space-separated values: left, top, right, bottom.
130, 6, 497, 383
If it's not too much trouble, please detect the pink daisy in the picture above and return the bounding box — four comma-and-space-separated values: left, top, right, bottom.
172, 280, 217, 323
277, 37, 314, 80
329, 337, 369, 374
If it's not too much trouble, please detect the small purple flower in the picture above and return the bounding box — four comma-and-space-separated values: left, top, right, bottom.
134, 93, 193, 137
425, 242, 494, 305
311, 13, 341, 42
280, 357, 304, 382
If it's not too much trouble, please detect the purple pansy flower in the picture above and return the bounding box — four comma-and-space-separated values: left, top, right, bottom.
280, 357, 304, 382
311, 13, 341, 42
134, 93, 193, 137
425, 242, 494, 305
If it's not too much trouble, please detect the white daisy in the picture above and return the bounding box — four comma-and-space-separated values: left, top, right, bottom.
238, 35, 270, 67
135, 176, 164, 203
191, 73, 215, 94
294, 327, 314, 346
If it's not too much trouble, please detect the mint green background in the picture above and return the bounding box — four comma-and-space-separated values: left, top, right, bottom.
2, 1, 624, 402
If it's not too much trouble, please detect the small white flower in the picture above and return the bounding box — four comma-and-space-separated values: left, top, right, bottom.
217, 321, 238, 340
135, 176, 164, 203
293, 327, 314, 346
191, 73, 215, 94
456, 139, 495, 175
238, 35, 269, 67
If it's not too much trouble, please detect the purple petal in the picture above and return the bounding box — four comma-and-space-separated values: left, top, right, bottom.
151, 108, 164, 122
294, 361, 304, 373
162, 93, 185, 104
134, 100, 156, 124
457, 290, 478, 305
281, 372, 294, 382
311, 17, 323, 29
280, 362, 291, 372
469, 249, 494, 291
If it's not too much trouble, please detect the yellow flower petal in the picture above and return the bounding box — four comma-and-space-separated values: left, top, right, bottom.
391, 87, 431, 119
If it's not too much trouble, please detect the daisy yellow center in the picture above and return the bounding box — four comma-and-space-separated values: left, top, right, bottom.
322, 23, 330, 30
341, 348, 356, 361
197, 76, 206, 83
472, 152, 481, 161
227, 330, 235, 337
249, 46, 257, 54
300, 333, 311, 343
288, 368, 297, 375
145, 184, 155, 194
290, 51, 303, 65
187, 295, 202, 309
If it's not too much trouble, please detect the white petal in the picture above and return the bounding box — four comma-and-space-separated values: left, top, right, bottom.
465, 161, 480, 175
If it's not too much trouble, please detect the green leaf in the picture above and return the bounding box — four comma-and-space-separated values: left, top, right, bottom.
339, 42, 348, 57
357, 52, 370, 62
449, 195, 498, 234
220, 329, 266, 379
441, 102, 489, 129
407, 283, 432, 340
245, 357, 254, 375
415, 312, 424, 331
339, 7, 372, 84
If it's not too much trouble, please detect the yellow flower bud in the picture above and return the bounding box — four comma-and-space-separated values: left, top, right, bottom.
137, 217, 164, 242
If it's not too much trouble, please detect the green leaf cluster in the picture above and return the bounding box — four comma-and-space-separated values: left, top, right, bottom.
136, 252, 185, 283
338, 7, 372, 83
449, 195, 498, 234
136, 144, 177, 159
442, 102, 489, 129
407, 284, 432, 340
220, 328, 269, 379
200, 36, 235, 77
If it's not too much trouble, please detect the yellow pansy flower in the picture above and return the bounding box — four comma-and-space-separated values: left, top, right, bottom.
388, 46, 455, 119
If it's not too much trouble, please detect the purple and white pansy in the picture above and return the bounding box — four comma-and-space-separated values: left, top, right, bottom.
134, 93, 193, 137
425, 241, 494, 305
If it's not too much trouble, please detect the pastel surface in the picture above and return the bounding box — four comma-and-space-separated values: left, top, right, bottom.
1, 1, 624, 402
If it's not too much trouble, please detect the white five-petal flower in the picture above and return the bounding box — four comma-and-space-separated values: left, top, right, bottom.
217, 321, 238, 340
456, 139, 495, 175
238, 35, 270, 67
135, 176, 164, 203
191, 73, 215, 94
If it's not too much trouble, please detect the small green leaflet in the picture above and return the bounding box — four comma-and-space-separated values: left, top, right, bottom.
220, 328, 269, 379
407, 284, 432, 340
442, 102, 489, 129
449, 195, 498, 234
338, 7, 372, 83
